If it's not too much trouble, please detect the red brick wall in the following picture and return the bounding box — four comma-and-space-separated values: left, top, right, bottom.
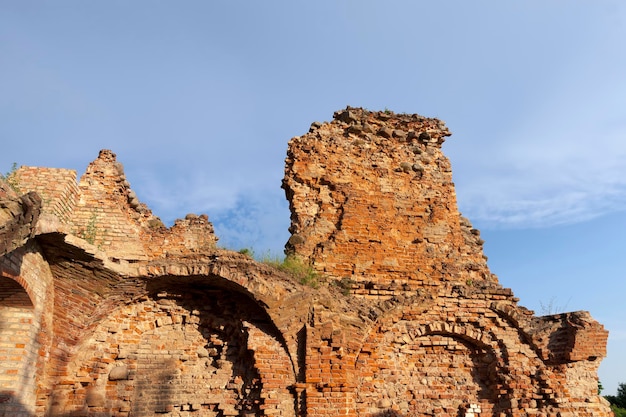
13, 167, 79, 225
0, 276, 35, 416
13, 151, 218, 263
283, 108, 493, 298
49, 282, 297, 417
0, 111, 613, 417
0, 241, 55, 417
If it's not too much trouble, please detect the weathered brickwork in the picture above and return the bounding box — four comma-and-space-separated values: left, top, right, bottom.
13, 167, 79, 225
49, 288, 295, 417
0, 278, 34, 409
0, 108, 612, 417
282, 108, 491, 297
0, 190, 41, 256
0, 241, 55, 417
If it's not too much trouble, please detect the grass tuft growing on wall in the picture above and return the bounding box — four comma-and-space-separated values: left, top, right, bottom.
263, 254, 321, 288
1, 162, 21, 193
236, 248, 322, 288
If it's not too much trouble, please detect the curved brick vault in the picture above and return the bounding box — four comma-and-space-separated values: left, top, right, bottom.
0, 108, 612, 417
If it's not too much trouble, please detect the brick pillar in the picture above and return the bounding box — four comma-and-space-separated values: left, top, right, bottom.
304, 319, 355, 417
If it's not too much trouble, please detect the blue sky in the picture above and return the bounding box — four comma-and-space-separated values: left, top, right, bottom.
1, 1, 625, 395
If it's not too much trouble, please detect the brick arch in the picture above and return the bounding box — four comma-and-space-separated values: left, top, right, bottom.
349, 293, 549, 374
0, 272, 37, 310
52, 279, 298, 417
0, 275, 37, 417
142, 274, 301, 387
354, 318, 505, 417
130, 258, 313, 376
404, 321, 501, 352
135, 256, 304, 314
487, 302, 608, 413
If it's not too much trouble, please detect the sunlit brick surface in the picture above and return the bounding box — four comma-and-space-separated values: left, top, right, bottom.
0, 109, 612, 416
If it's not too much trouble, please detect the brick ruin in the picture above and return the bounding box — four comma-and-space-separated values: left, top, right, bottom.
0, 107, 612, 417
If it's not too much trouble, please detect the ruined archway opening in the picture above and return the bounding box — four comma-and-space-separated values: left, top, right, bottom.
357, 328, 501, 417
131, 280, 270, 417
53, 276, 297, 417
0, 276, 36, 414
144, 274, 295, 364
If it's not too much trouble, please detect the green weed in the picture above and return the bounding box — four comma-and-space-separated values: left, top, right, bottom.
83, 213, 98, 245
1, 162, 21, 193
262, 253, 320, 288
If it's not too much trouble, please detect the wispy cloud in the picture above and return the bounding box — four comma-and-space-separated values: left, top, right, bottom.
132, 167, 291, 255
210, 190, 290, 256
453, 59, 626, 229
457, 161, 626, 229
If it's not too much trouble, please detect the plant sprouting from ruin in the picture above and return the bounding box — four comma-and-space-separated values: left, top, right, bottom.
83, 212, 98, 245
1, 162, 21, 193
262, 253, 321, 288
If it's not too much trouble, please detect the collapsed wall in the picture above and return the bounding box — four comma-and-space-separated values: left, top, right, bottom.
283, 107, 491, 296
0, 108, 612, 417
13, 150, 218, 262
282, 107, 611, 417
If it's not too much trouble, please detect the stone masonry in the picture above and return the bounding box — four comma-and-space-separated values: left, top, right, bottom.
0, 108, 612, 417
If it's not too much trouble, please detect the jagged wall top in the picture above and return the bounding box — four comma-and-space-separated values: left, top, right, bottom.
283, 107, 495, 297
12, 150, 218, 263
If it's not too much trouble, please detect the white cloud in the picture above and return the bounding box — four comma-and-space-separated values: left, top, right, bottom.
131, 167, 291, 255
211, 191, 290, 256
452, 54, 626, 229
456, 139, 626, 229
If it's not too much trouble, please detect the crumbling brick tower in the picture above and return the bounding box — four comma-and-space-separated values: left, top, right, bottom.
0, 108, 612, 417
282, 107, 612, 417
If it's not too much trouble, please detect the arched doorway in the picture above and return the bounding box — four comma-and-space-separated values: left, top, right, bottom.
356, 320, 502, 417
53, 276, 298, 417
0, 276, 37, 417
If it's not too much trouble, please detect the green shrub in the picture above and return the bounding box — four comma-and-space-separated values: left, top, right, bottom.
83, 213, 98, 245
1, 162, 21, 193
238, 248, 255, 258
264, 254, 320, 288
235, 248, 322, 288
606, 382, 626, 415
611, 405, 626, 417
